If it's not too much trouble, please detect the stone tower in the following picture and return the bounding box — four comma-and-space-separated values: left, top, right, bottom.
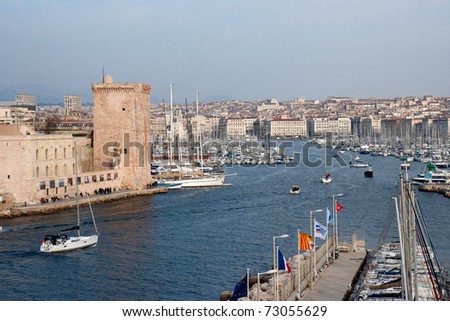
92, 75, 152, 189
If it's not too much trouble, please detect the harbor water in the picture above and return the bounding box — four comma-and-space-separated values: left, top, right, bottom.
1, 141, 449, 300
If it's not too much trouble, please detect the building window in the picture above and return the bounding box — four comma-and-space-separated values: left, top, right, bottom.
73, 164, 75, 175
50, 180, 55, 188
45, 149, 48, 160
92, 175, 97, 182
59, 179, 64, 187
36, 149, 39, 160
64, 148, 66, 158
46, 166, 49, 177
7, 175, 10, 179
55, 165, 58, 176
55, 148, 57, 160
64, 164, 67, 176
40, 181, 46, 190
36, 167, 39, 178
122, 108, 126, 111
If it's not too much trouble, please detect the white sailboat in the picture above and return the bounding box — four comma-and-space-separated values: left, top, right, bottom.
321, 144, 332, 183
40, 142, 99, 253
321, 172, 332, 184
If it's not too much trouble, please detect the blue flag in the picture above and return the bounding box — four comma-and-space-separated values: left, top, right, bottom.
229, 273, 247, 301
327, 207, 333, 225
278, 248, 291, 272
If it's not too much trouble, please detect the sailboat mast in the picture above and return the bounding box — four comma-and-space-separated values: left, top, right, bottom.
74, 141, 80, 237
196, 89, 204, 171
168, 84, 173, 174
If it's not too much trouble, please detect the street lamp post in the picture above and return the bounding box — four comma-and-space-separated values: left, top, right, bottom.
257, 269, 277, 301
310, 209, 323, 291
272, 234, 289, 300
332, 193, 344, 256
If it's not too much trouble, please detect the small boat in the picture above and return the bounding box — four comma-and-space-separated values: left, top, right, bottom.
350, 162, 369, 168
289, 185, 302, 194
321, 172, 332, 184
364, 164, 373, 177
412, 162, 450, 184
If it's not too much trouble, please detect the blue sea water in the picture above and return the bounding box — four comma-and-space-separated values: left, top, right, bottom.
0, 141, 449, 300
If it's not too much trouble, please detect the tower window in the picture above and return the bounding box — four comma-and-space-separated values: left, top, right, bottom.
122, 108, 126, 111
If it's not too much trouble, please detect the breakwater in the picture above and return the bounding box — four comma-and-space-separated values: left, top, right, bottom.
1, 187, 168, 218
418, 183, 450, 198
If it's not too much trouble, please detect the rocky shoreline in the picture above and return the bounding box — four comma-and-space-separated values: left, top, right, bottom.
0, 187, 168, 218
418, 183, 450, 198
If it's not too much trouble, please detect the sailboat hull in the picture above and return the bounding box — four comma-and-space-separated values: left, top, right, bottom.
40, 235, 98, 253
321, 177, 332, 184
175, 176, 225, 188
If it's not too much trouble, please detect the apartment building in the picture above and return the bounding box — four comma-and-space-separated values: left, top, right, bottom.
226, 117, 257, 139
270, 118, 307, 138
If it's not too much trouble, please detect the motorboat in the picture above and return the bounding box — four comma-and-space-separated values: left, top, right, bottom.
289, 185, 302, 194
350, 161, 369, 168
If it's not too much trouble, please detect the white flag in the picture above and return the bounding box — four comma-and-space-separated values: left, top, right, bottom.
314, 219, 328, 240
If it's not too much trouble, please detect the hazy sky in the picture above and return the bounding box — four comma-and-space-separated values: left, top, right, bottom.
1, 0, 449, 103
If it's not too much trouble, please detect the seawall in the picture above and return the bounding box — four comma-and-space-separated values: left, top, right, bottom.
1, 187, 168, 218
418, 183, 450, 198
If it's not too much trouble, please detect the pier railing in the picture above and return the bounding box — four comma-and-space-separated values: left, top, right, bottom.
226, 235, 365, 301
276, 239, 336, 301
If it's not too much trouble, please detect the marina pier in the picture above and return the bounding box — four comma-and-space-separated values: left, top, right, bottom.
222, 236, 367, 301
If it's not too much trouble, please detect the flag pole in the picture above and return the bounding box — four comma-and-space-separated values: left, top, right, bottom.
332, 196, 336, 258
336, 203, 339, 250
275, 246, 279, 301
313, 219, 317, 282
325, 208, 329, 265
246, 268, 250, 299
297, 230, 301, 300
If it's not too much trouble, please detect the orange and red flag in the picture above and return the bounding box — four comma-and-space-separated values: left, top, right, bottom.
298, 231, 314, 251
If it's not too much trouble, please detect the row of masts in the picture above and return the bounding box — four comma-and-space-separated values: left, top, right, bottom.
165, 84, 204, 178
394, 176, 448, 300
